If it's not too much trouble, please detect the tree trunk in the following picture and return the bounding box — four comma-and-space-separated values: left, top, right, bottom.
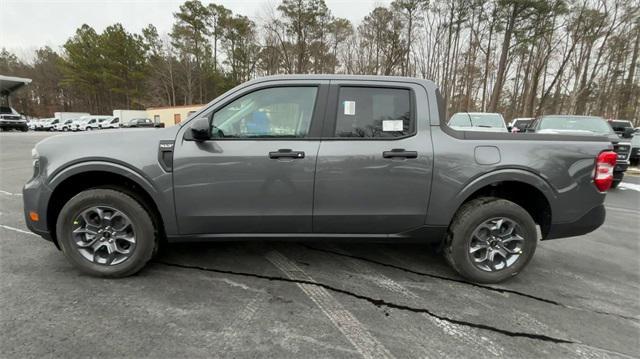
488, 4, 516, 112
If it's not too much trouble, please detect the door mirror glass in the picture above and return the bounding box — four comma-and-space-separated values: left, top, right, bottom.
190, 117, 211, 141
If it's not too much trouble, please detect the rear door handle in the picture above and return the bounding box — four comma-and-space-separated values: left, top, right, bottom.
269, 149, 305, 159
383, 148, 417, 159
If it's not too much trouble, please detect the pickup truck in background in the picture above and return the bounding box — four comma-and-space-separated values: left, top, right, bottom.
23, 75, 616, 283
0, 105, 28, 132
527, 115, 630, 188
609, 119, 635, 139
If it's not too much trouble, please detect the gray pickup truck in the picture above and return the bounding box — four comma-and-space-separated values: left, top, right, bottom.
23, 75, 617, 283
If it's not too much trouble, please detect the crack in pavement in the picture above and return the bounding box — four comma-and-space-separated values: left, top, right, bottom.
302, 245, 639, 323
153, 260, 575, 345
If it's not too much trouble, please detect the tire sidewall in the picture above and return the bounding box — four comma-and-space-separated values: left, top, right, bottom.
56, 189, 155, 277
449, 200, 537, 283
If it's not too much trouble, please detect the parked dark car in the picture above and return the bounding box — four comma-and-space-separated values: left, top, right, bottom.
609, 119, 635, 139
527, 115, 630, 188
121, 118, 154, 128
23, 75, 616, 283
508, 118, 534, 133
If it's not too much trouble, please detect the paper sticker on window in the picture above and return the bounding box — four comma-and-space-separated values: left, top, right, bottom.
343, 101, 356, 115
383, 120, 403, 131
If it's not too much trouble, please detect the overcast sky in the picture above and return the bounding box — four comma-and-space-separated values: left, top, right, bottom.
1, 0, 390, 61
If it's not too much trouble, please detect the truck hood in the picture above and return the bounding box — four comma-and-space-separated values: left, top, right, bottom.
35, 126, 180, 171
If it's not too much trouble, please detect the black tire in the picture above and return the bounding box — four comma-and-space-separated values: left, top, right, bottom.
56, 188, 156, 277
610, 179, 621, 189
444, 197, 538, 284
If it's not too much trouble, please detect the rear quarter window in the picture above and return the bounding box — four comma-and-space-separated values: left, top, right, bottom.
334, 87, 413, 138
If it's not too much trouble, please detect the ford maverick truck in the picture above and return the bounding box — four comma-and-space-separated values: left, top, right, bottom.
23, 75, 616, 283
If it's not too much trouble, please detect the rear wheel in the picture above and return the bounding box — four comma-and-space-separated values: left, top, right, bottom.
56, 189, 156, 277
444, 197, 537, 283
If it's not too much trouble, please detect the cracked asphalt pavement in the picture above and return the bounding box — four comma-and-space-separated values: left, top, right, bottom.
1, 131, 639, 358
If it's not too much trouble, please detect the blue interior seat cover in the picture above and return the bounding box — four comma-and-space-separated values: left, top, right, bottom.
246, 111, 270, 135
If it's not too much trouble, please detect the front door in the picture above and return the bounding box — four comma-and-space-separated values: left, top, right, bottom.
173, 83, 327, 234
313, 83, 433, 234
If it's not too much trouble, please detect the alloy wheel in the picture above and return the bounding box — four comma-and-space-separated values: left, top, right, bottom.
71, 206, 136, 265
468, 217, 525, 272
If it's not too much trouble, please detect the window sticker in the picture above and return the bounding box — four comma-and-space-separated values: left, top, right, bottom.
383, 120, 403, 131
343, 101, 356, 115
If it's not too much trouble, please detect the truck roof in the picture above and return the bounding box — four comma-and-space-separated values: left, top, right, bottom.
246, 74, 438, 88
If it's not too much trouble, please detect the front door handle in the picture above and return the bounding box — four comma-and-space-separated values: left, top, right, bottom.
383, 148, 417, 159
269, 149, 305, 159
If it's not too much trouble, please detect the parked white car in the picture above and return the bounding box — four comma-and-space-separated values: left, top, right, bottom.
54, 119, 77, 132
448, 112, 508, 132
75, 115, 114, 130
76, 118, 97, 131
100, 117, 120, 129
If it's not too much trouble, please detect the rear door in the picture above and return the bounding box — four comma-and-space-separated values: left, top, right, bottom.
173, 80, 328, 234
313, 81, 433, 234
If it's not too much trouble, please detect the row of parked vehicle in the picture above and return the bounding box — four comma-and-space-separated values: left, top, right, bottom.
30, 115, 158, 132
447, 112, 639, 187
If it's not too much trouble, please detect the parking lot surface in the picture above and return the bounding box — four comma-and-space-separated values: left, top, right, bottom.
1, 131, 639, 358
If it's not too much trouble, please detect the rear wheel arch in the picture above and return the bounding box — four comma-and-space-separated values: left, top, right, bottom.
449, 170, 555, 240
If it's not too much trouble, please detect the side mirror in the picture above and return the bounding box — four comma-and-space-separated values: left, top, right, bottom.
189, 117, 211, 141
507, 126, 513, 132
526, 127, 535, 133
623, 127, 634, 138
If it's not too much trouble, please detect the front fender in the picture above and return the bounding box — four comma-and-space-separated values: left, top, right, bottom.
45, 160, 178, 236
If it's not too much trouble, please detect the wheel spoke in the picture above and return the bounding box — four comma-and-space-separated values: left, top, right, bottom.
502, 234, 524, 244
114, 231, 135, 243
104, 246, 117, 265
73, 226, 97, 235
469, 242, 488, 254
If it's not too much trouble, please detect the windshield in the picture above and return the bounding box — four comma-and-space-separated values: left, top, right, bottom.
449, 113, 505, 128
539, 116, 614, 135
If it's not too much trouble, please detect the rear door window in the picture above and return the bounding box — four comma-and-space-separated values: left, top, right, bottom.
334, 87, 413, 138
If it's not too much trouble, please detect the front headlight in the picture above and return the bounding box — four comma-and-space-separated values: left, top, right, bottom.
31, 148, 39, 159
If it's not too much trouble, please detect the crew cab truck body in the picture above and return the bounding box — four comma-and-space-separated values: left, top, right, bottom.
23, 75, 615, 283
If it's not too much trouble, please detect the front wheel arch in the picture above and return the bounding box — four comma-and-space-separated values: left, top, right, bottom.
47, 170, 167, 247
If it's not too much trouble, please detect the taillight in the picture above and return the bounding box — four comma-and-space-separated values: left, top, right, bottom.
594, 151, 617, 192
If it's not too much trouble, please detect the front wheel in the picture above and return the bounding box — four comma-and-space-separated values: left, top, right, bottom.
56, 189, 156, 277
444, 197, 537, 284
